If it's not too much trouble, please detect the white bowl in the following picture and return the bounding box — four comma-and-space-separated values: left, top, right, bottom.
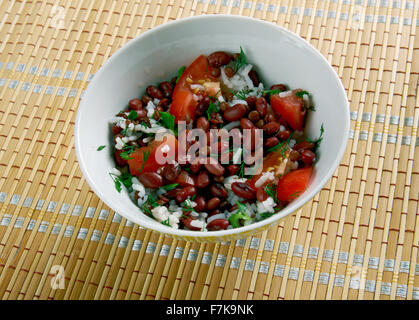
74, 15, 350, 242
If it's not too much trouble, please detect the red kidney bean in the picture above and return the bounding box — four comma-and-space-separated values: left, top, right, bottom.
219, 102, 229, 112
246, 96, 257, 107
163, 163, 181, 181
165, 187, 182, 199
224, 66, 235, 77
176, 170, 195, 186
263, 122, 281, 136
136, 109, 147, 119
194, 196, 206, 212
129, 98, 143, 111
158, 98, 170, 109
300, 150, 316, 165
213, 175, 224, 183
248, 69, 260, 87
176, 186, 197, 203
228, 164, 239, 176
293, 141, 315, 152
114, 150, 128, 167
256, 187, 269, 202
289, 149, 300, 161
138, 172, 163, 189
159, 81, 173, 98
264, 136, 279, 149
196, 116, 210, 132
207, 219, 229, 231
208, 210, 221, 218
210, 184, 228, 199
210, 67, 221, 78
270, 84, 287, 92
207, 51, 231, 68
209, 112, 224, 124
248, 110, 260, 123
112, 125, 122, 135
231, 182, 256, 200
146, 85, 164, 100
223, 104, 247, 122
278, 130, 291, 141
195, 102, 208, 117
190, 161, 202, 173
207, 197, 221, 211
205, 158, 225, 176
240, 118, 255, 130
196, 171, 210, 188
141, 95, 153, 105
181, 217, 201, 231
264, 113, 276, 123
255, 97, 267, 117
153, 109, 161, 121
255, 119, 265, 129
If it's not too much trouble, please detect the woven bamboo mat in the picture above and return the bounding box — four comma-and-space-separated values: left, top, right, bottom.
0, 0, 418, 300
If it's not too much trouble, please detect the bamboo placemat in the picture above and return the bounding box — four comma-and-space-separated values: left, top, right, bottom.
0, 0, 418, 300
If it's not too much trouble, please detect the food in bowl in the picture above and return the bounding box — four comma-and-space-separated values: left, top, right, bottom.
105, 49, 323, 231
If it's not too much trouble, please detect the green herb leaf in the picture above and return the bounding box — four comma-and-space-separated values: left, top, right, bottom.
267, 132, 294, 157
97, 145, 106, 151
295, 90, 309, 98
264, 183, 278, 203
140, 194, 159, 216
232, 47, 248, 72
120, 144, 136, 160
160, 218, 171, 227
109, 172, 133, 193
263, 89, 283, 101
139, 149, 151, 173
306, 123, 324, 153
159, 111, 175, 132
206, 101, 219, 120
232, 88, 252, 100
127, 110, 138, 120
176, 66, 186, 83
162, 183, 179, 191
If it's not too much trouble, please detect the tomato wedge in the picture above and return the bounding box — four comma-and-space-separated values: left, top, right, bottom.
247, 150, 285, 189
276, 166, 312, 202
128, 134, 178, 176
169, 55, 214, 123
271, 91, 306, 131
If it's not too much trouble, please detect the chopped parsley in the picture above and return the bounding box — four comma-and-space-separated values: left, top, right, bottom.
206, 101, 219, 120
97, 145, 106, 151
263, 89, 282, 100
176, 66, 186, 83
127, 110, 138, 120
109, 171, 134, 193
264, 183, 278, 203
306, 123, 324, 153
159, 111, 175, 132
120, 145, 136, 160
161, 183, 179, 191
232, 47, 248, 72
267, 132, 294, 157
232, 88, 252, 100
139, 149, 151, 173
140, 194, 159, 216
295, 90, 309, 98
160, 218, 171, 227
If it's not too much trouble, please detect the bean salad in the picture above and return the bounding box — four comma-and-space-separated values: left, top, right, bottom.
105, 49, 323, 231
